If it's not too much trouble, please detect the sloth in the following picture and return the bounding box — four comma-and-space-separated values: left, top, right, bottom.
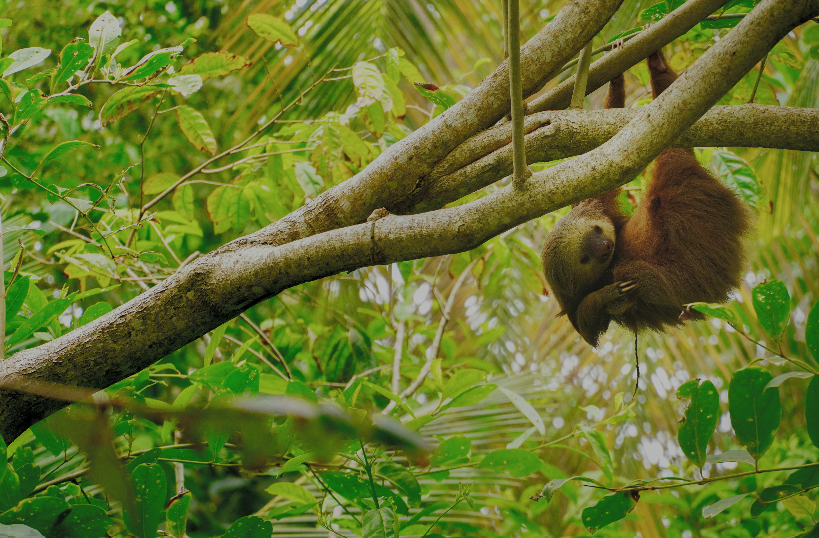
541, 50, 752, 347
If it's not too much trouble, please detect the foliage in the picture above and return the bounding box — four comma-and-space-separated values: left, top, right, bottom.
0, 0, 817, 537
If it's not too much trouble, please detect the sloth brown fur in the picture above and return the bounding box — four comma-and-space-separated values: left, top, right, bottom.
541, 50, 753, 347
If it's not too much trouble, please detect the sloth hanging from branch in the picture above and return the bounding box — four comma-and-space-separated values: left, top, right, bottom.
541, 49, 753, 347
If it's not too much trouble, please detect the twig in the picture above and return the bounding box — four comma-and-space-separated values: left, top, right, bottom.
570, 41, 594, 109
507, 0, 531, 182
382, 258, 478, 414
391, 322, 406, 395
239, 313, 292, 379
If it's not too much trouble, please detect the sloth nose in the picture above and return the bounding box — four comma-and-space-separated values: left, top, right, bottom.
587, 235, 613, 263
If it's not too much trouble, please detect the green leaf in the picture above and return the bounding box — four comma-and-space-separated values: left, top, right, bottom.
500, 387, 545, 436
710, 149, 759, 207
122, 46, 183, 80
55, 39, 94, 84
50, 504, 112, 538
6, 297, 72, 349
221, 515, 273, 538
294, 161, 323, 197
440, 384, 496, 411
414, 83, 458, 110
728, 367, 781, 459
278, 452, 314, 475
701, 16, 742, 29
265, 482, 315, 504
430, 435, 471, 466
0, 464, 21, 511
173, 184, 195, 221
807, 300, 819, 364
676, 379, 719, 468
690, 303, 740, 326
5, 276, 30, 319
47, 94, 92, 107
442, 369, 486, 400
176, 105, 217, 154
702, 494, 748, 518
752, 280, 790, 340
88, 11, 121, 57
0, 496, 71, 535
168, 74, 202, 97
203, 323, 227, 367
38, 141, 98, 169
782, 495, 816, 520
165, 493, 191, 538
706, 449, 755, 466
579, 425, 613, 483
638, 0, 684, 21
126, 463, 167, 538
478, 449, 541, 477
99, 86, 163, 126
807, 376, 819, 450
376, 461, 422, 505
765, 371, 813, 389
363, 506, 398, 538
286, 379, 318, 403
246, 14, 298, 46
582, 492, 638, 534
3, 47, 51, 77
178, 52, 252, 78
143, 172, 180, 195
16, 90, 45, 123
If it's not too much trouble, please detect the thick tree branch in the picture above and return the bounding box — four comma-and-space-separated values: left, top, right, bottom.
405, 105, 819, 212
1, 0, 817, 443
528, 0, 731, 113
217, 0, 623, 252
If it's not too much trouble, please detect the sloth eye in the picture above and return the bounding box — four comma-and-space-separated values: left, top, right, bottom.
593, 225, 603, 234
580, 255, 590, 264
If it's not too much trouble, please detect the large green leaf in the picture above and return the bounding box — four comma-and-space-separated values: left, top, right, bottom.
582, 492, 639, 534
676, 379, 719, 468
728, 367, 781, 459
751, 280, 790, 340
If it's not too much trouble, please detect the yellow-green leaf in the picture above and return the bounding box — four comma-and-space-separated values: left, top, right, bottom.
176, 105, 217, 154
246, 14, 298, 46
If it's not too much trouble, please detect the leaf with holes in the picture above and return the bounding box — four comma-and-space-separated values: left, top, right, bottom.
676, 379, 719, 468
176, 105, 217, 154
728, 367, 781, 459
752, 280, 790, 340
55, 39, 94, 84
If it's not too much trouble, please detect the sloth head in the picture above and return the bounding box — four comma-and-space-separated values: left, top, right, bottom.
541, 196, 619, 314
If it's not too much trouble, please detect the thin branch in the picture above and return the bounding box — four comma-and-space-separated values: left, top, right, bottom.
382, 258, 478, 414
239, 313, 292, 379
391, 322, 406, 395
570, 41, 594, 109
507, 0, 531, 181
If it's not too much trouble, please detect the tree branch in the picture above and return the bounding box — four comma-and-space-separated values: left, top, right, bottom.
405, 105, 819, 213
528, 0, 731, 113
